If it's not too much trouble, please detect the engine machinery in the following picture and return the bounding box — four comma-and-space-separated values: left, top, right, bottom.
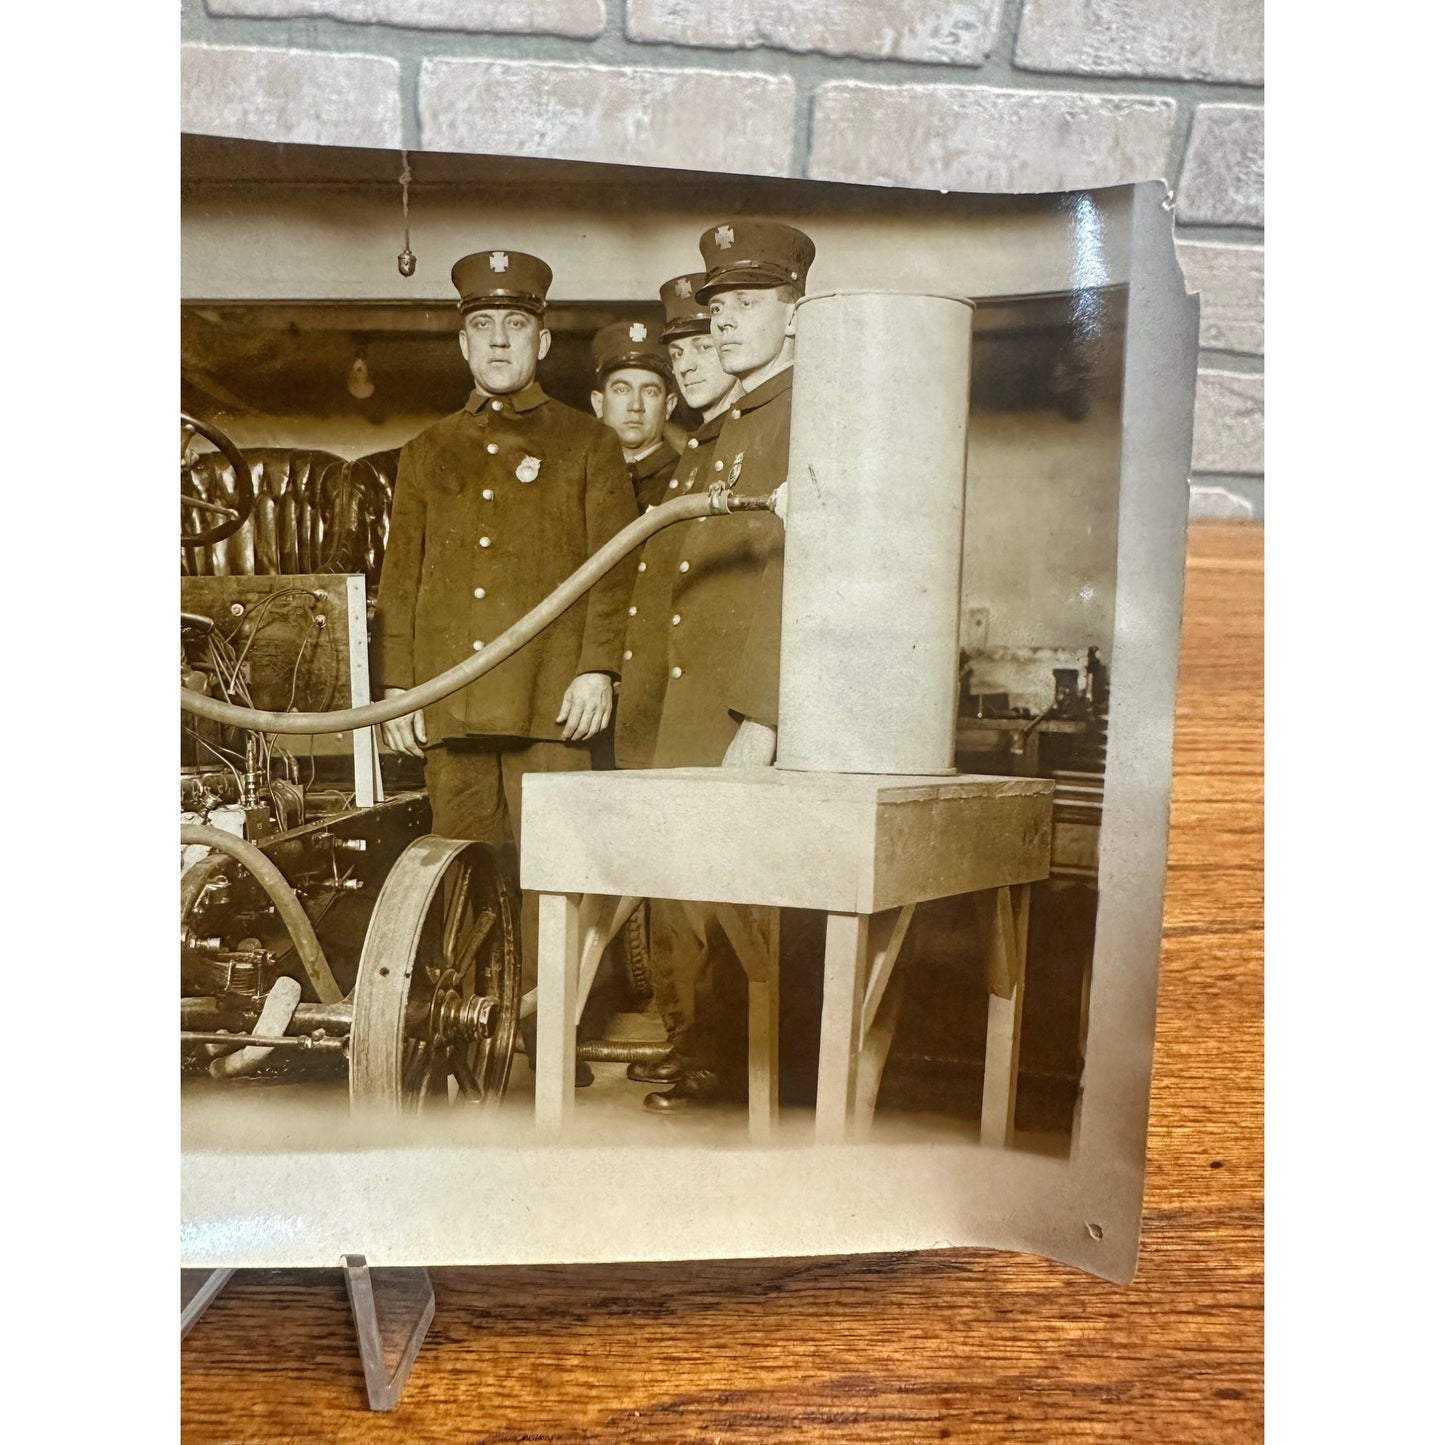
179, 418, 763, 1110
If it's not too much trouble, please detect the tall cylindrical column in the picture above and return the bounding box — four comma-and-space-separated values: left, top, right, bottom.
775, 291, 974, 775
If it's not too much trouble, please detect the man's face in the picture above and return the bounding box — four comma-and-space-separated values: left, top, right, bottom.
708, 285, 796, 379
590, 367, 676, 452
458, 308, 550, 395
667, 332, 733, 413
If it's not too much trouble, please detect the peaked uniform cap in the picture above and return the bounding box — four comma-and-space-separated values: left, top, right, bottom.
452, 250, 553, 315
696, 221, 815, 303
659, 273, 712, 340
591, 318, 671, 382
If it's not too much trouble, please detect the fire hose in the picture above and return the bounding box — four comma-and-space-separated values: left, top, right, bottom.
180, 485, 777, 736
179, 484, 777, 1064
180, 823, 342, 1004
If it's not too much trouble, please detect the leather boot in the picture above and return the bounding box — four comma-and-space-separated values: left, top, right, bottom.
627, 1055, 686, 1085
642, 1070, 722, 1114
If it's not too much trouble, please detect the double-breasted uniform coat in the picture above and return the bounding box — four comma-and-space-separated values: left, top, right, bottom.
375, 381, 638, 746
614, 413, 723, 770
649, 367, 792, 768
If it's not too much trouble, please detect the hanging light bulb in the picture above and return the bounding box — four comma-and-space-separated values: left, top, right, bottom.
397, 150, 416, 277
347, 351, 375, 401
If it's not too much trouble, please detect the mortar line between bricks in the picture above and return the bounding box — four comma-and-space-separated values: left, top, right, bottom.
991, 0, 1029, 77
1164, 98, 1198, 202
1190, 473, 1266, 491
1175, 225, 1265, 247
397, 54, 421, 151
1199, 352, 1265, 374
791, 76, 814, 178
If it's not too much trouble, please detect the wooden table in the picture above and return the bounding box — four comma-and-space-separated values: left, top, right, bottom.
520, 770, 1053, 1144
180, 521, 1264, 1443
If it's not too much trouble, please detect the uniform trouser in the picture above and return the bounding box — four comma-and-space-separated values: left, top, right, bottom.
647, 897, 752, 1087
649, 902, 827, 1101
423, 737, 591, 996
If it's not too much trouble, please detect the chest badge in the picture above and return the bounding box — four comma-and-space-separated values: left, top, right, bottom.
727, 451, 745, 487
515, 455, 541, 484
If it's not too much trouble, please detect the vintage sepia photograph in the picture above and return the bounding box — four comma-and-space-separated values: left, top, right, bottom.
179, 136, 1196, 1284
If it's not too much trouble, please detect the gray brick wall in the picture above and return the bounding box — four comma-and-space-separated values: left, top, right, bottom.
184, 0, 1265, 518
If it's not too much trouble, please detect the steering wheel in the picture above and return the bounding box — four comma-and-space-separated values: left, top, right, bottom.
181, 413, 256, 549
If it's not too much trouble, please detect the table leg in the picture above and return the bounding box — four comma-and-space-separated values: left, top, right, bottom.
534, 890, 581, 1134
852, 974, 907, 1137
815, 912, 870, 1144
747, 973, 779, 1142
713, 903, 780, 1144
849, 906, 917, 1138
745, 914, 779, 1145
980, 884, 1031, 1149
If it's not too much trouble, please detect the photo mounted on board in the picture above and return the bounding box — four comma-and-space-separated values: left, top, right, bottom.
180, 137, 1197, 1284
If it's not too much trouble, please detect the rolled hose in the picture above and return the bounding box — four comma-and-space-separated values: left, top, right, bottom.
180, 824, 343, 1004
181, 485, 775, 736
576, 1040, 672, 1065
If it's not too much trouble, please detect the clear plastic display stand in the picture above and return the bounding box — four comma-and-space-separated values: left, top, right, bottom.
342, 1256, 437, 1410
180, 1258, 436, 1412
180, 1268, 234, 1340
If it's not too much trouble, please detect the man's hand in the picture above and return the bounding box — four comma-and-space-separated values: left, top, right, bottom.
379, 686, 428, 758
722, 718, 777, 767
556, 672, 614, 742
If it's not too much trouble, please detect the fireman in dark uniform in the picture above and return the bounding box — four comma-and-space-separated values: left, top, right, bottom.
638, 222, 817, 1113
586, 316, 677, 775
652, 222, 814, 769
612, 274, 742, 1092
614, 275, 738, 771
589, 317, 679, 510
375, 249, 638, 1072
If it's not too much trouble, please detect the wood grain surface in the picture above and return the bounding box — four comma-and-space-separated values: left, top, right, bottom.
180, 520, 1264, 1444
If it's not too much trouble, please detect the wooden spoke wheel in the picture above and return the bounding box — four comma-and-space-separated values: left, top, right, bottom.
349, 837, 520, 1114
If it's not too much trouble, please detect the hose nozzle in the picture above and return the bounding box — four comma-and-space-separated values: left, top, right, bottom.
707, 481, 780, 514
